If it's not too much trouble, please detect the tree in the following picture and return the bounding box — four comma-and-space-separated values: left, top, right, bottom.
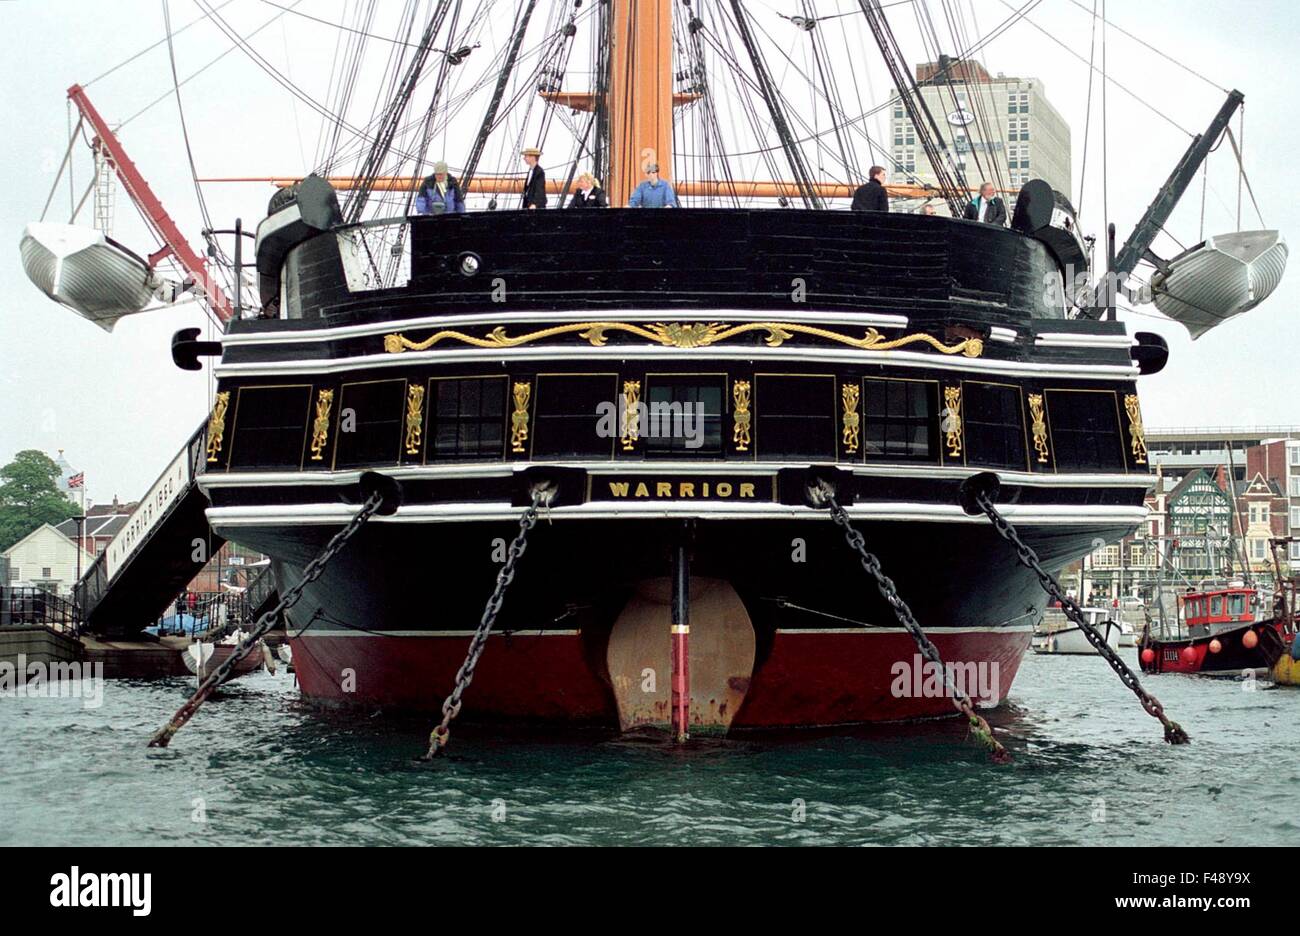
0, 450, 78, 553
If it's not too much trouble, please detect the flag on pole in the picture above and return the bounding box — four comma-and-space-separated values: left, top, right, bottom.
68, 472, 85, 489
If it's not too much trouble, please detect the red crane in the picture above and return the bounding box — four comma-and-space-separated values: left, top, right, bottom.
66, 83, 234, 322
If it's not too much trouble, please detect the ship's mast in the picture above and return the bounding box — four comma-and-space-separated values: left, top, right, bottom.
606, 0, 674, 207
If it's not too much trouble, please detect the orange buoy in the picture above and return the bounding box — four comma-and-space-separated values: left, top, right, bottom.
1181, 646, 1198, 665
1140, 647, 1155, 664
1242, 629, 1259, 649
1209, 639, 1222, 654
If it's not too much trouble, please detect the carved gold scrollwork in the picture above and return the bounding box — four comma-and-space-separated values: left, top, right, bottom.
510, 382, 531, 454
404, 384, 425, 455
1028, 393, 1049, 464
206, 391, 230, 464
942, 385, 963, 459
841, 383, 861, 454
732, 380, 752, 452
383, 322, 985, 356
1124, 393, 1148, 465
621, 380, 641, 452
310, 389, 334, 462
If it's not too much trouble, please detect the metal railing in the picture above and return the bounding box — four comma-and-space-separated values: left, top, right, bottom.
0, 586, 82, 635
153, 591, 255, 638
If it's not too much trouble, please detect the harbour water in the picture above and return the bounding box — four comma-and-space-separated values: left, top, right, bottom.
2, 654, 1296, 846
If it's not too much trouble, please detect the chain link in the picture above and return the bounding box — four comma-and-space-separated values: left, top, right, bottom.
423, 486, 553, 759
811, 482, 1011, 763
973, 491, 1189, 745
149, 491, 387, 748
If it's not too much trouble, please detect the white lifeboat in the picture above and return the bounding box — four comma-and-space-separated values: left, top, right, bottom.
19, 222, 184, 332
1147, 230, 1288, 339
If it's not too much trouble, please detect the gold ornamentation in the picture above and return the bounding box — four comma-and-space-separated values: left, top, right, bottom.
732, 380, 752, 452
404, 384, 425, 455
942, 386, 963, 459
1028, 392, 1049, 464
621, 380, 641, 451
383, 322, 984, 357
841, 383, 861, 454
310, 389, 334, 462
1124, 393, 1148, 465
510, 382, 531, 453
205, 391, 230, 463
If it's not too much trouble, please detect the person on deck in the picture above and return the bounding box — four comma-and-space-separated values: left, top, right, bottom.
963, 182, 1007, 226
414, 161, 465, 215
521, 147, 547, 209
628, 163, 678, 208
851, 166, 890, 212
569, 172, 607, 208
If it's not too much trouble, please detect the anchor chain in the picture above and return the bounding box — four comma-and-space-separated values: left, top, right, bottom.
149, 487, 391, 748
811, 481, 1011, 763
962, 478, 1189, 745
423, 484, 555, 759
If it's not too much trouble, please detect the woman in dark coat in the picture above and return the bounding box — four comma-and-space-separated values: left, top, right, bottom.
569, 172, 608, 208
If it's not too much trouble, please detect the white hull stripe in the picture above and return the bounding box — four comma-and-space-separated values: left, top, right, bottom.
198, 462, 1155, 491
213, 343, 1139, 381
222, 307, 912, 346
208, 500, 1148, 527
1034, 332, 1135, 349
290, 624, 1034, 638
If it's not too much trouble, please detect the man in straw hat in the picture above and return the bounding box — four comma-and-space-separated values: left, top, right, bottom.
521, 147, 547, 209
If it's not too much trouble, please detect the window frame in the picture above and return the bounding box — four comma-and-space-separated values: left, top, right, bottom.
753, 373, 838, 462
638, 372, 730, 458
530, 372, 619, 461
860, 375, 940, 464
424, 374, 509, 464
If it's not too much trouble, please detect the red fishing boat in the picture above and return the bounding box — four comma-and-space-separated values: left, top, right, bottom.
1138, 585, 1290, 675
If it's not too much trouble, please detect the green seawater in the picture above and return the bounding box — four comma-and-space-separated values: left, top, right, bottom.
1, 653, 1297, 845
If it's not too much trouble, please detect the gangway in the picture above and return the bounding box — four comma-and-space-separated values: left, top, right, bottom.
75, 423, 225, 637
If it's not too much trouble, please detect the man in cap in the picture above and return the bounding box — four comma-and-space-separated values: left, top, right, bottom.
415, 161, 465, 215
628, 162, 678, 208
521, 147, 547, 209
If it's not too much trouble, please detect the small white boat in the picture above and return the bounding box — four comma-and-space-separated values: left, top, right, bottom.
19, 222, 183, 332
1033, 606, 1122, 655
1148, 230, 1288, 339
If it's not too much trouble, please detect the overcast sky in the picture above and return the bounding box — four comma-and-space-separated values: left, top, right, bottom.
1, 0, 1297, 505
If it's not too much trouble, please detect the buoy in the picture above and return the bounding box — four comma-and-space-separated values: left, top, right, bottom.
1181, 646, 1198, 665
1209, 639, 1222, 654
1242, 629, 1259, 649
1140, 647, 1155, 664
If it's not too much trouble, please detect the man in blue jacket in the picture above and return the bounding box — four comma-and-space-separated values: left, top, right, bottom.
628, 163, 678, 208
415, 161, 465, 215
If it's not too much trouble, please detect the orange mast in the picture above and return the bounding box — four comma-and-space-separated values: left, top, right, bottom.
607, 0, 674, 207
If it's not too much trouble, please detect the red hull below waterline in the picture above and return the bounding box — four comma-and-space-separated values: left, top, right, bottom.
289, 626, 1032, 728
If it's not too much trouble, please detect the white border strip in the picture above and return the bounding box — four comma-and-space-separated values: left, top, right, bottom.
207, 500, 1148, 528
222, 307, 913, 347
213, 343, 1140, 380
198, 461, 1155, 492
1034, 332, 1135, 349
988, 326, 1017, 343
